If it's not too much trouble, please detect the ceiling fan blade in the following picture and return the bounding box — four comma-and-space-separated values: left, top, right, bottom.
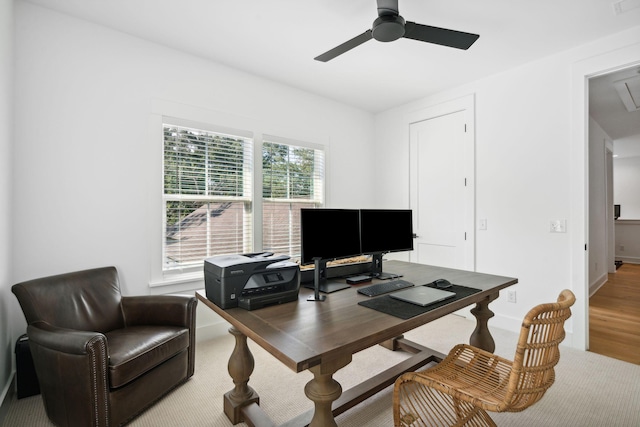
403, 21, 479, 50
314, 30, 373, 62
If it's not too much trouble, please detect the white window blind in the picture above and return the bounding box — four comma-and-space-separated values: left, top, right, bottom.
163, 124, 253, 271
262, 140, 324, 261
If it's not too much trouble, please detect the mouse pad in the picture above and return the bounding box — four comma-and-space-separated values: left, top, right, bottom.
358, 283, 482, 319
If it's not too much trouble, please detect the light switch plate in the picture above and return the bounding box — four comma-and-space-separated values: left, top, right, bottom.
550, 219, 567, 233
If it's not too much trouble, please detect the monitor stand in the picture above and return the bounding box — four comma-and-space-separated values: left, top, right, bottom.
306, 258, 350, 301
369, 253, 402, 280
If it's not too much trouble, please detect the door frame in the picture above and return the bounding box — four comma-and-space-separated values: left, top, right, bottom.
606, 143, 615, 275
571, 43, 640, 351
405, 94, 476, 272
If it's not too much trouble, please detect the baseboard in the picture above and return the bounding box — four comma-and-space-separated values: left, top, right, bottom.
489, 312, 577, 349
0, 372, 15, 426
589, 272, 608, 297
489, 312, 522, 335
453, 308, 524, 339
196, 319, 231, 342
616, 256, 640, 265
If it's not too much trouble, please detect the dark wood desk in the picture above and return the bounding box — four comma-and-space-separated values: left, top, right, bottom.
196, 260, 517, 427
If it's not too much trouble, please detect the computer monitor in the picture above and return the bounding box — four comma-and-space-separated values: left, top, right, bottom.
360, 209, 414, 279
300, 208, 362, 297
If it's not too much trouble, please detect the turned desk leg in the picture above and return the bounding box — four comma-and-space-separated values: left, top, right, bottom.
224, 326, 260, 424
304, 355, 352, 427
469, 292, 499, 353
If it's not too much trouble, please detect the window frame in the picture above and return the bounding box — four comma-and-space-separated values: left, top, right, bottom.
150, 112, 326, 288
162, 123, 254, 274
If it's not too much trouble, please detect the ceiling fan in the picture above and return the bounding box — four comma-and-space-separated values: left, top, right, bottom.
314, 0, 480, 62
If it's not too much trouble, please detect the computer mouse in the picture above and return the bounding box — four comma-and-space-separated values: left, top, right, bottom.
433, 279, 452, 289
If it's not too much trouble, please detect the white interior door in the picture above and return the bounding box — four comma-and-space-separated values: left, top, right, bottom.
409, 109, 474, 270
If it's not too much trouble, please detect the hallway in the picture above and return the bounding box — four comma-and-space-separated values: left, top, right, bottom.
589, 263, 640, 365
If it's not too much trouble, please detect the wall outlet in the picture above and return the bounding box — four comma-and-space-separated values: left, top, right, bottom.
507, 290, 517, 303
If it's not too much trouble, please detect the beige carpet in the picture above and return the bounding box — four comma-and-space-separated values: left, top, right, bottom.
4, 314, 640, 426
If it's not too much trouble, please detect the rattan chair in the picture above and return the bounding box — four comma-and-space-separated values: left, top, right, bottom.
393, 289, 576, 427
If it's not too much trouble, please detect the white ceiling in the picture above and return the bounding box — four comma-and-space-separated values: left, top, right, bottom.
23, 0, 640, 114
590, 66, 640, 157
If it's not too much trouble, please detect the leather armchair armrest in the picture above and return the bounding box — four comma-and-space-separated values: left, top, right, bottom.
28, 321, 107, 355
27, 322, 110, 426
121, 295, 197, 328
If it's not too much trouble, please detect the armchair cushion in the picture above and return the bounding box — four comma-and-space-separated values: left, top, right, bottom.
106, 326, 189, 389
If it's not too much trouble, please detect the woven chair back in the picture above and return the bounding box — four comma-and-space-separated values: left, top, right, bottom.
505, 289, 576, 411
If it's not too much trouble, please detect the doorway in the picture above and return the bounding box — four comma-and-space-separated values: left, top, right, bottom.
570, 42, 640, 351
587, 63, 640, 353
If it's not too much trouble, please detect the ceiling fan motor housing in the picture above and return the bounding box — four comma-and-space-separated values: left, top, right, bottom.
372, 14, 406, 42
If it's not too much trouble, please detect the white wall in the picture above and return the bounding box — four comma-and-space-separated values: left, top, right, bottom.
614, 156, 640, 219
375, 26, 640, 348
0, 0, 14, 413
615, 220, 640, 264
11, 2, 375, 332
7, 1, 640, 396
375, 59, 573, 333
613, 153, 640, 263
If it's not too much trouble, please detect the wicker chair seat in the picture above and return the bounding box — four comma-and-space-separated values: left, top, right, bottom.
406, 344, 514, 407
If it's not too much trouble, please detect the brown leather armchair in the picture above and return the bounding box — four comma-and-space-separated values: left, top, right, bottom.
12, 266, 197, 427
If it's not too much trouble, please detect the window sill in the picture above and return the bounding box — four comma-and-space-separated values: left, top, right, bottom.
149, 271, 204, 289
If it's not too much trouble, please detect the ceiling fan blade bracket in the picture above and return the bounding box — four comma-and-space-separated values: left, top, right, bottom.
377, 0, 399, 16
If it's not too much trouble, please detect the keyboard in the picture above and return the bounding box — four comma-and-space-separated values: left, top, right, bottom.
357, 279, 414, 297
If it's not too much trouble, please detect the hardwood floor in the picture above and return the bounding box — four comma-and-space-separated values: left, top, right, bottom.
589, 263, 640, 365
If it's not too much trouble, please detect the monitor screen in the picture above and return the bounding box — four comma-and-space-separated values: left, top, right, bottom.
300, 208, 362, 265
360, 209, 414, 254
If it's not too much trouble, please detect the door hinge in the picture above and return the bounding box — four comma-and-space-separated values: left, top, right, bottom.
464, 232, 467, 241
464, 124, 467, 132
464, 178, 467, 186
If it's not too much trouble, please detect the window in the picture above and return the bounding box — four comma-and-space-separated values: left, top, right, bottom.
160, 120, 325, 278
262, 140, 324, 261
163, 124, 253, 272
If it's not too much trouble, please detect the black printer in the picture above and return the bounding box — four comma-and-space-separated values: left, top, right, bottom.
204, 252, 300, 310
